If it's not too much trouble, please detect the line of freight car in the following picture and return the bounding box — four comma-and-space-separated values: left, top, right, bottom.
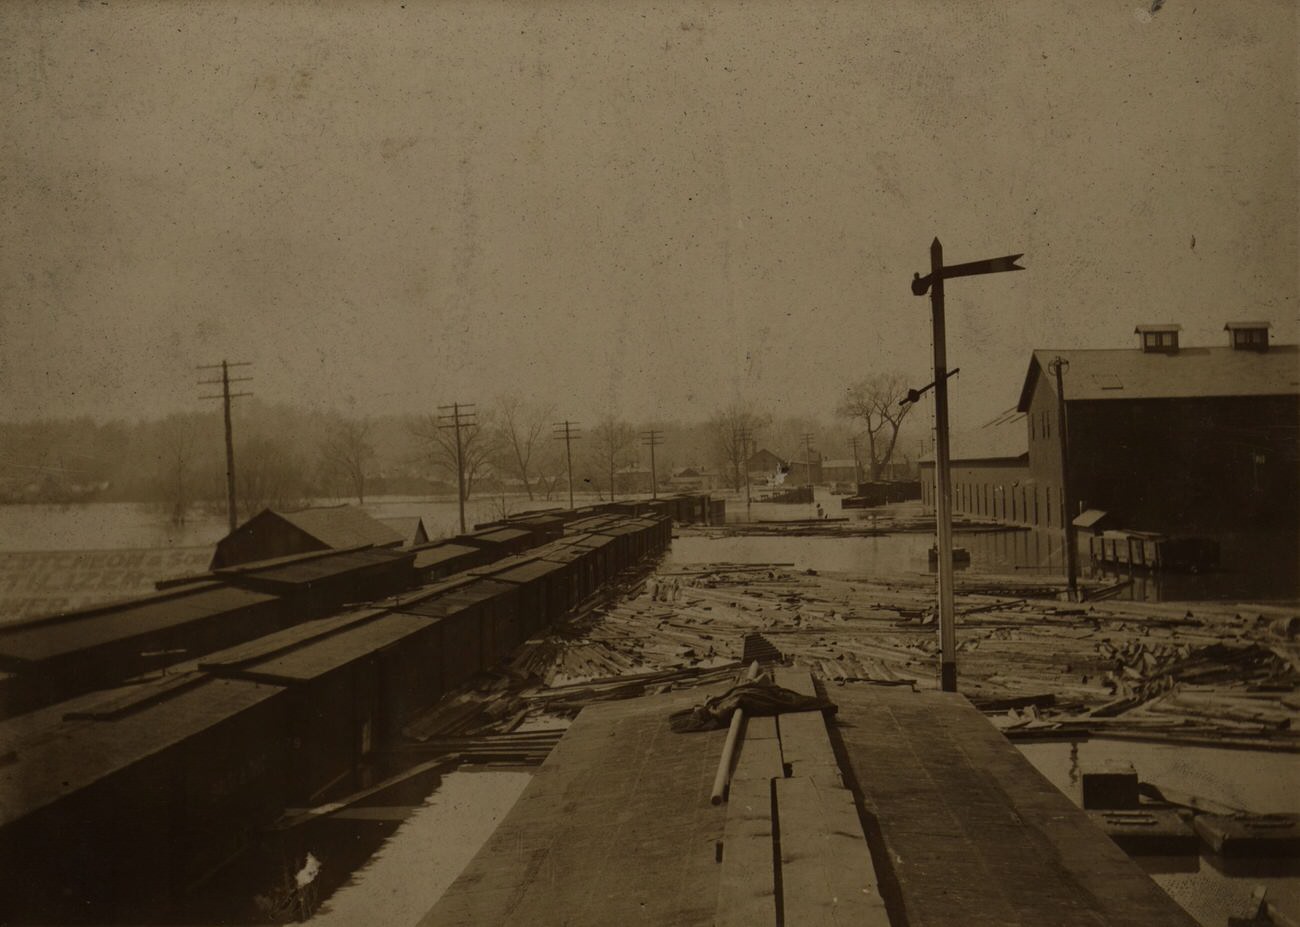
0, 498, 682, 719
0, 514, 670, 925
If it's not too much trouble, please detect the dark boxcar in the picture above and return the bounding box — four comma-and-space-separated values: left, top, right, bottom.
538, 543, 596, 604
458, 526, 537, 557
409, 540, 494, 583
0, 673, 289, 924
209, 611, 440, 803
217, 547, 417, 616
484, 557, 574, 632
0, 582, 282, 717
568, 533, 618, 584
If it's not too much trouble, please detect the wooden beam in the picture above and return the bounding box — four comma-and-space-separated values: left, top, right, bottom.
778, 711, 841, 784
716, 777, 778, 927
776, 776, 890, 926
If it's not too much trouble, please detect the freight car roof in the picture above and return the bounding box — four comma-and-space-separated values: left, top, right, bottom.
233, 613, 432, 683
0, 672, 281, 829
0, 584, 280, 665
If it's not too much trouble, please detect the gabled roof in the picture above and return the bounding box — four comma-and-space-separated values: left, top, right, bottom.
376, 516, 427, 545
1017, 345, 1300, 410
275, 505, 404, 549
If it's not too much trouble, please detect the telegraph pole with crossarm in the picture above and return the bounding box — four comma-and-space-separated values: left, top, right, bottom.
910, 238, 1024, 692
198, 360, 252, 533
640, 429, 663, 499
438, 402, 476, 533
553, 421, 581, 509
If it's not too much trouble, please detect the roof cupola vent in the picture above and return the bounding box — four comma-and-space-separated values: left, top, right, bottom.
1224, 321, 1270, 352
1135, 324, 1181, 354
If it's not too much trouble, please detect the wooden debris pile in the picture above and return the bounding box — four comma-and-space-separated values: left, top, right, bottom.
401, 558, 1298, 754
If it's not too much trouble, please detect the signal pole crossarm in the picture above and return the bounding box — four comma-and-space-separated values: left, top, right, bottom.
911, 238, 1025, 694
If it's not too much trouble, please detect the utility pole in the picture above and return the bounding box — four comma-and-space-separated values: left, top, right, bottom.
640, 429, 663, 499
553, 420, 581, 509
911, 237, 1024, 692
1049, 356, 1079, 601
437, 402, 476, 533
737, 427, 754, 512
802, 432, 815, 499
198, 360, 252, 533
850, 434, 862, 485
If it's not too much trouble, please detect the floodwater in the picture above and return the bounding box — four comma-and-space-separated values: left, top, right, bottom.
710, 488, 1299, 603
307, 770, 531, 926
1019, 740, 1300, 926
0, 494, 584, 553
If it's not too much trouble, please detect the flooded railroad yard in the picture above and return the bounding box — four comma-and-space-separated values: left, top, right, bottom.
154, 511, 1296, 927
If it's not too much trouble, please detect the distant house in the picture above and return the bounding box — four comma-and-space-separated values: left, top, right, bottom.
746, 449, 786, 477
784, 451, 824, 487
821, 458, 860, 486
210, 505, 405, 569
667, 467, 721, 491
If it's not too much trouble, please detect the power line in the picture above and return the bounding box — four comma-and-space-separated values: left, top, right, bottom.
552, 421, 581, 509
198, 360, 252, 532
437, 402, 476, 533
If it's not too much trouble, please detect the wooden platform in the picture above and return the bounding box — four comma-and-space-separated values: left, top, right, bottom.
832, 683, 1200, 927
422, 677, 1200, 926
419, 685, 732, 926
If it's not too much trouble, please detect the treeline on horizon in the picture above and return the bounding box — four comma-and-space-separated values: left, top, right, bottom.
0, 375, 921, 520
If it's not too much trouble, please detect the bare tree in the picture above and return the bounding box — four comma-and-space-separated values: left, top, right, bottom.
409, 411, 494, 501
531, 439, 567, 501
708, 404, 770, 491
320, 417, 375, 504
585, 417, 637, 500
837, 373, 914, 480
492, 396, 553, 499
156, 414, 202, 526
230, 434, 308, 518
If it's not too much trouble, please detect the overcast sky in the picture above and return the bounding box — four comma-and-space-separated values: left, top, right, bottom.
1, 1, 1295, 435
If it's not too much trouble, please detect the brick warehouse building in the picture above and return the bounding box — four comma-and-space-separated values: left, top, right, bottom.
922, 322, 1300, 535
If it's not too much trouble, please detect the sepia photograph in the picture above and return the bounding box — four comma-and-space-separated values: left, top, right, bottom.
0, 2, 1296, 924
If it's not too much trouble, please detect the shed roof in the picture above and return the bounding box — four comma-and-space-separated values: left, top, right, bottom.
1017, 345, 1300, 410
0, 584, 279, 665
1073, 509, 1112, 529
275, 505, 404, 549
